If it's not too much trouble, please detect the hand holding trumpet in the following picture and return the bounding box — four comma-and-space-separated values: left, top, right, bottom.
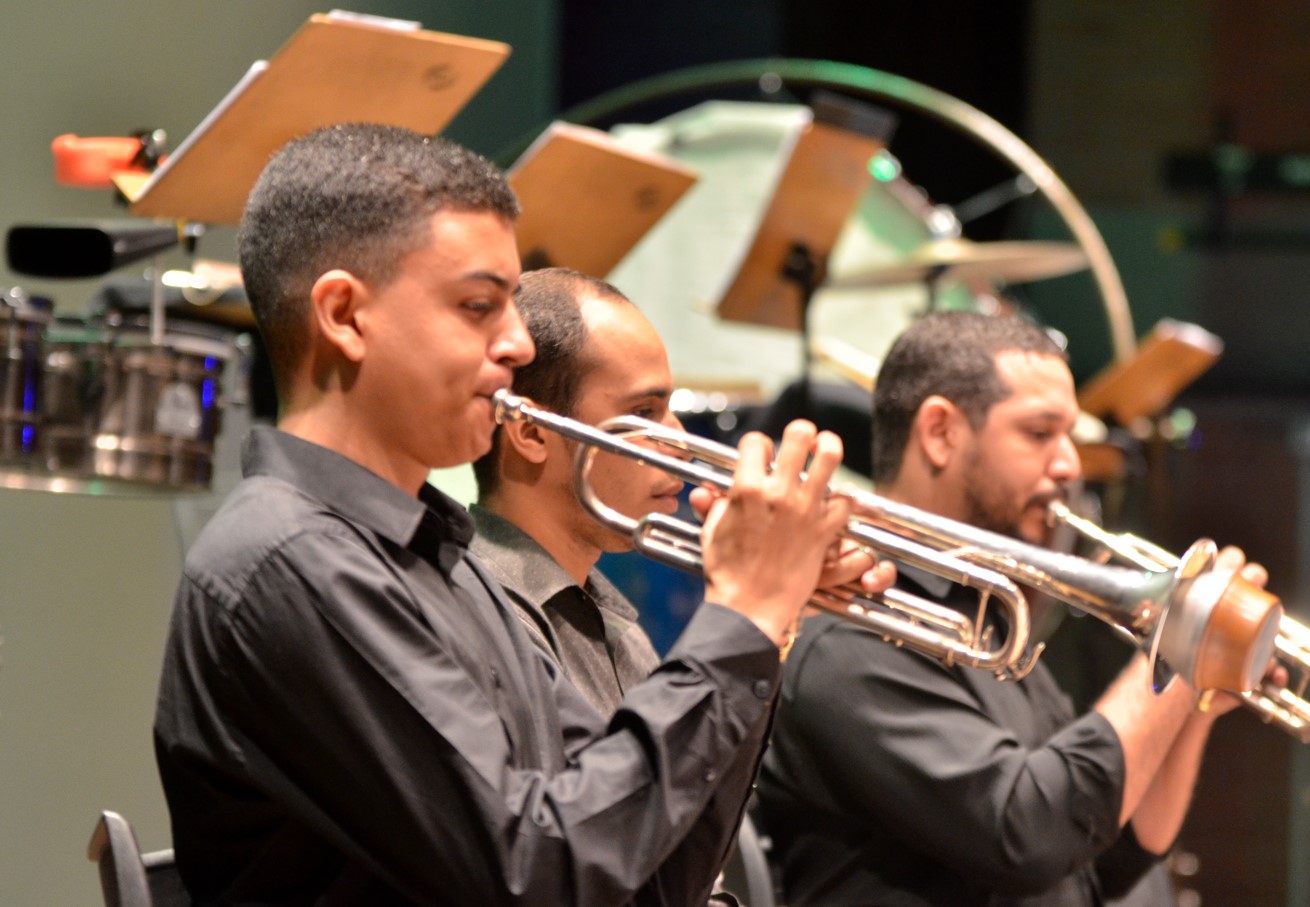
691, 421, 893, 651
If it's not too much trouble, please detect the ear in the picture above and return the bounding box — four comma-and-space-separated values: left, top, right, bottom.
914, 395, 969, 471
500, 417, 552, 465
309, 269, 369, 363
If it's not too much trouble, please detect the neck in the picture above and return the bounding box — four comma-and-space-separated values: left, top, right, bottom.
279, 399, 429, 495
481, 488, 601, 586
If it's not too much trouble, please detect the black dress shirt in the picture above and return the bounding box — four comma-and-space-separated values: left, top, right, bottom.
154, 427, 781, 906
757, 566, 1158, 907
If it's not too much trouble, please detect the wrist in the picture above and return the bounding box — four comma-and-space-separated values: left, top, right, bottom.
704, 581, 797, 649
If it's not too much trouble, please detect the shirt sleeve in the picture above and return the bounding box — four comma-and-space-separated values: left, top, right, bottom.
767, 617, 1127, 896
168, 527, 780, 907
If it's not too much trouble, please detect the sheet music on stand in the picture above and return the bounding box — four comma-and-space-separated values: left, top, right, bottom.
507, 121, 698, 277
126, 10, 510, 225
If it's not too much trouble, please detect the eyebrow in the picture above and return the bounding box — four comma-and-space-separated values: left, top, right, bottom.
621, 387, 672, 404
461, 270, 517, 293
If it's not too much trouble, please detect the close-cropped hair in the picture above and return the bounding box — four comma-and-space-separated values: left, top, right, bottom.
872, 310, 1065, 484
472, 267, 630, 500
237, 122, 519, 399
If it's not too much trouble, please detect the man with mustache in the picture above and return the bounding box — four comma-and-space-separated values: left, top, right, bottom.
469, 268, 691, 718
470, 267, 895, 905
757, 311, 1253, 906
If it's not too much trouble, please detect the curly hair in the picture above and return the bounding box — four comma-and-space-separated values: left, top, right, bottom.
237, 123, 518, 400
872, 311, 1065, 484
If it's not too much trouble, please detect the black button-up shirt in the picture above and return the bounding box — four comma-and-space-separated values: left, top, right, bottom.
154, 428, 781, 906
758, 566, 1156, 907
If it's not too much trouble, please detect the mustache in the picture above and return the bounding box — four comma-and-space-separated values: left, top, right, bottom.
1026, 487, 1070, 511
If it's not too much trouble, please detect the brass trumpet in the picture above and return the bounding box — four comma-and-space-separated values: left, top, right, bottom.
1049, 501, 1310, 741
492, 390, 1281, 693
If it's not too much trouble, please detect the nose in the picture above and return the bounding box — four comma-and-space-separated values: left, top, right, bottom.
494, 300, 535, 368
1050, 432, 1082, 483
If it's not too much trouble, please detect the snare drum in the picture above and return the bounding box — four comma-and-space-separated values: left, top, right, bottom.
91, 323, 234, 490
0, 289, 53, 463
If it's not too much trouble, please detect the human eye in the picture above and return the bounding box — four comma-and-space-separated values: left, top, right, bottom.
630, 398, 668, 421
460, 296, 498, 319
1023, 423, 1056, 444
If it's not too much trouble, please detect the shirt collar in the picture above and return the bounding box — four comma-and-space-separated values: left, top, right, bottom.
241, 427, 475, 551
467, 505, 640, 623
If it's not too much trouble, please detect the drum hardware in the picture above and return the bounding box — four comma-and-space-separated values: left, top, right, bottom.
952, 173, 1039, 226
0, 310, 240, 496
557, 58, 1138, 362
1049, 500, 1310, 742
495, 389, 1284, 693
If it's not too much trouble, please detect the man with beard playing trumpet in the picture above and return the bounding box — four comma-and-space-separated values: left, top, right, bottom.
757, 310, 1267, 907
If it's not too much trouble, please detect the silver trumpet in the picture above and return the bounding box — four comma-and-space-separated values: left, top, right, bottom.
1049, 501, 1310, 741
492, 391, 1281, 693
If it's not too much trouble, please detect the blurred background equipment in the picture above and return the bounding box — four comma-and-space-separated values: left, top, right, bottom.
3, 221, 244, 496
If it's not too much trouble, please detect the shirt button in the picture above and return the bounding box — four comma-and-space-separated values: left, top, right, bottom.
704, 769, 717, 782
753, 679, 772, 699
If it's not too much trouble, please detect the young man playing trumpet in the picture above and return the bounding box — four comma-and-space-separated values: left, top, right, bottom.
153, 124, 875, 906
757, 311, 1267, 907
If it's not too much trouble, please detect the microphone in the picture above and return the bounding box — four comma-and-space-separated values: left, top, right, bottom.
6, 221, 180, 278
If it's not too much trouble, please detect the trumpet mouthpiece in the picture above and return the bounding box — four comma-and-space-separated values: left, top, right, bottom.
492, 388, 525, 426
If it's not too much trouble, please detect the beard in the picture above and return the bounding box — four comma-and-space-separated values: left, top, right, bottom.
960, 449, 1059, 546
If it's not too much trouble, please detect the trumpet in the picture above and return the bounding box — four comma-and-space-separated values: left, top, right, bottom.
1049, 501, 1310, 741
492, 390, 1281, 693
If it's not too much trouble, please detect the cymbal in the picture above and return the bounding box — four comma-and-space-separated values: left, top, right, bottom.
824, 238, 1089, 289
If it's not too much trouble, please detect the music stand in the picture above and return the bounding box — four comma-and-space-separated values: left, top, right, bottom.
507, 122, 698, 276
715, 93, 893, 414
1078, 319, 1223, 426
126, 11, 510, 225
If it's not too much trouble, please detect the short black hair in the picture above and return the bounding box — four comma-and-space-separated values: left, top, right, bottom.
872, 311, 1065, 484
237, 123, 518, 400
472, 267, 630, 500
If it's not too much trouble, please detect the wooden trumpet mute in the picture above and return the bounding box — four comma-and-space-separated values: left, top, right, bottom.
1150, 539, 1283, 695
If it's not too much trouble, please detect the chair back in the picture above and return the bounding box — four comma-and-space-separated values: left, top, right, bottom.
88, 810, 188, 907
720, 812, 778, 907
